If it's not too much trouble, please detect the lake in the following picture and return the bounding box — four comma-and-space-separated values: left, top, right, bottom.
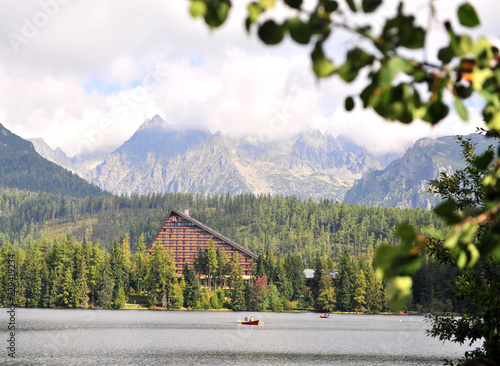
2, 309, 477, 365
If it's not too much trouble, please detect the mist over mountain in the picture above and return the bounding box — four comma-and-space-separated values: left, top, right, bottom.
58, 115, 380, 200
29, 115, 491, 208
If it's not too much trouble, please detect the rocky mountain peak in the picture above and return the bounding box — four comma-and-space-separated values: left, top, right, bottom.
137, 114, 173, 131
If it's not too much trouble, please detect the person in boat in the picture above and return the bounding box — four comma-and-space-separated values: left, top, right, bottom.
244, 316, 248, 322
250, 316, 254, 322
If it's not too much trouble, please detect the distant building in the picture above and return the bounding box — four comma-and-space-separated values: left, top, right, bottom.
304, 269, 338, 288
148, 209, 257, 279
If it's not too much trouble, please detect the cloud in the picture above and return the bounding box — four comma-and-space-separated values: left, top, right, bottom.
0, 0, 496, 157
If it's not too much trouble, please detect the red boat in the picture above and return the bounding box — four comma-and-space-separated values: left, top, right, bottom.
398, 313, 408, 316
241, 320, 259, 325
355, 312, 363, 315
156, 307, 168, 311
319, 315, 331, 318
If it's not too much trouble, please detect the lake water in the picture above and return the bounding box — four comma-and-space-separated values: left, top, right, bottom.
2, 309, 477, 365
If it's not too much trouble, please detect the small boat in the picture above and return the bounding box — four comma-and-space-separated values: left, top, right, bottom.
318, 315, 331, 318
241, 320, 259, 325
355, 312, 363, 315
398, 313, 408, 316
156, 307, 168, 311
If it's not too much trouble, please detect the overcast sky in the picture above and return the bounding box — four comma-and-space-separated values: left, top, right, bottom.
0, 0, 497, 157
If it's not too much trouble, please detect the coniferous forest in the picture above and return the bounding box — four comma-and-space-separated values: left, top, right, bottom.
0, 188, 459, 313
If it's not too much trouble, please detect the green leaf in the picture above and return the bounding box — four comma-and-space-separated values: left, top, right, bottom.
473, 37, 492, 59
396, 224, 417, 242
258, 20, 286, 45
190, 1, 207, 18
387, 276, 413, 312
248, 3, 264, 23
338, 63, 358, 82
338, 48, 374, 82
362, 0, 382, 13
345, 96, 355, 111
401, 27, 425, 49
259, 0, 276, 8
323, 0, 338, 12
466, 243, 480, 267
473, 150, 494, 170
345, 0, 357, 12
434, 200, 461, 225
204, 0, 231, 28
438, 46, 454, 64
423, 100, 449, 124
284, 0, 302, 9
378, 57, 413, 88
375, 244, 397, 277
347, 48, 375, 68
311, 42, 336, 78
486, 111, 500, 131
457, 2, 480, 28
454, 98, 468, 121
286, 17, 311, 45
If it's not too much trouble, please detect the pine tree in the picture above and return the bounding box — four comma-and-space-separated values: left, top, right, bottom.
61, 265, 75, 307
98, 252, 114, 309
255, 250, 266, 277
146, 244, 176, 309
317, 287, 336, 313
228, 253, 246, 311
73, 242, 89, 308
206, 240, 218, 290
311, 255, 323, 301
336, 252, 355, 312
22, 243, 43, 308
132, 233, 147, 293
352, 269, 367, 312
183, 263, 201, 308
170, 282, 184, 309
109, 239, 124, 295
121, 233, 132, 293
87, 243, 103, 308
284, 253, 307, 303
0, 241, 14, 306
362, 257, 383, 314
215, 249, 229, 288
114, 286, 126, 309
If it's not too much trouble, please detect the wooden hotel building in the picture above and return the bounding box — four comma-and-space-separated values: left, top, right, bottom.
149, 209, 257, 278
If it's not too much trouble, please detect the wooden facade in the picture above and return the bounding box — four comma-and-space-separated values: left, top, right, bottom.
149, 209, 257, 278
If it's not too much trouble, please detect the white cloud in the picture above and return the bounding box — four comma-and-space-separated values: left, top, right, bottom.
0, 0, 497, 157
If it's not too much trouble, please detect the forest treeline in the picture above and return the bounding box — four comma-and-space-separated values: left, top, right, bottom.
0, 188, 458, 312
0, 188, 446, 264
0, 233, 458, 313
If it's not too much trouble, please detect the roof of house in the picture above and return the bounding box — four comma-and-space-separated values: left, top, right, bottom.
304, 269, 338, 279
153, 209, 258, 260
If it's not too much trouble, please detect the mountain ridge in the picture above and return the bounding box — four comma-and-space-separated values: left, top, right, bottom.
28, 115, 491, 208
0, 123, 106, 197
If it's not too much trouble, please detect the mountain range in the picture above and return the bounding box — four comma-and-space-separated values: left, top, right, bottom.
25, 115, 492, 208
344, 134, 490, 209
31, 115, 381, 201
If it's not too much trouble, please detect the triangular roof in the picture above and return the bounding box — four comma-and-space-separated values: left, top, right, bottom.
151, 209, 258, 260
